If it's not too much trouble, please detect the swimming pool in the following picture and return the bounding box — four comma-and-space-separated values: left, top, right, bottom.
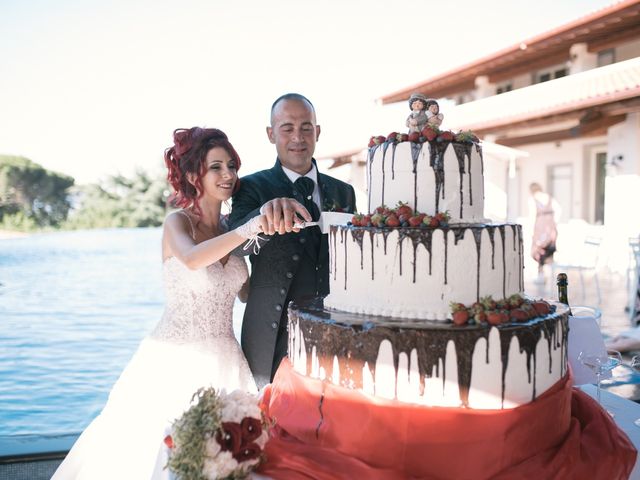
0, 227, 246, 454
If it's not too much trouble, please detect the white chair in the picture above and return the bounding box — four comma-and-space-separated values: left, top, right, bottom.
628, 237, 640, 326
551, 236, 602, 305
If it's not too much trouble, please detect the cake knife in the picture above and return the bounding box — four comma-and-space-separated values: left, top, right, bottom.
293, 212, 353, 234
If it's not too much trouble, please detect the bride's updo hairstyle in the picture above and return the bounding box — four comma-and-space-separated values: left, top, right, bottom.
164, 127, 242, 215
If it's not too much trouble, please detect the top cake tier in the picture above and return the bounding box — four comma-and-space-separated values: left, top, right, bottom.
366, 139, 484, 223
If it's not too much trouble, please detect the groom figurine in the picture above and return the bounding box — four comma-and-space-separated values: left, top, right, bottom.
229, 93, 357, 387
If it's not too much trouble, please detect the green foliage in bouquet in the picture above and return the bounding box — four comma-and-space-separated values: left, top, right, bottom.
168, 388, 224, 480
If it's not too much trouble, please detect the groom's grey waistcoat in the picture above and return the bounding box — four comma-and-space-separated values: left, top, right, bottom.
229, 159, 357, 387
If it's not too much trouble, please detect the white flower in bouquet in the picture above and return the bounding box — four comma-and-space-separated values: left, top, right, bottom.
204, 436, 221, 458
164, 387, 269, 479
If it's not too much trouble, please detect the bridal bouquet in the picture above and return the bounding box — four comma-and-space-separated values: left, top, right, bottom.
164, 388, 269, 479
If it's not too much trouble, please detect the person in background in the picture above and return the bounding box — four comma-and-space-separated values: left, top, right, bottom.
529, 182, 561, 284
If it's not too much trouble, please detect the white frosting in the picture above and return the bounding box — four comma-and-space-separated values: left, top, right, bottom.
325, 225, 524, 321
366, 141, 485, 222
289, 317, 567, 409
300, 138, 566, 410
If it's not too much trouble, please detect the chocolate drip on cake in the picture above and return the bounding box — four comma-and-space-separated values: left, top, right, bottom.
487, 226, 496, 270
467, 146, 474, 206
517, 225, 524, 291
369, 230, 375, 280
381, 142, 391, 209
399, 235, 404, 277
508, 225, 523, 291
341, 228, 348, 290
452, 227, 484, 302
443, 229, 449, 284
498, 226, 507, 298
381, 145, 386, 207
332, 227, 338, 281
399, 229, 435, 282
350, 229, 366, 270
509, 225, 517, 251
471, 229, 483, 301
476, 143, 484, 178
367, 146, 377, 212
391, 143, 398, 181
497, 315, 569, 403
428, 141, 449, 213
452, 225, 467, 244
382, 229, 390, 255
290, 302, 569, 409
410, 142, 422, 210
424, 229, 434, 274
452, 143, 468, 218
398, 228, 436, 277
382, 142, 391, 159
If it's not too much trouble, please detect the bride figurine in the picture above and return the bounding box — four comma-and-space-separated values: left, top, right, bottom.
52, 127, 269, 479
425, 99, 444, 128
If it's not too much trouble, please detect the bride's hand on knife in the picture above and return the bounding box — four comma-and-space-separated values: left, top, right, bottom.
260, 198, 311, 235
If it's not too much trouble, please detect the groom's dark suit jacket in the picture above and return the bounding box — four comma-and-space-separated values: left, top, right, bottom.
229, 159, 356, 387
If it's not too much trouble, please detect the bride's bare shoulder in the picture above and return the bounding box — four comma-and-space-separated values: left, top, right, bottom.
164, 210, 193, 234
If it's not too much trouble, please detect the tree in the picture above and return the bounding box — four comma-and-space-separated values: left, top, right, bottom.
64, 169, 168, 229
0, 155, 74, 228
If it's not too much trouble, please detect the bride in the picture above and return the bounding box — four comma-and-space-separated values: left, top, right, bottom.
52, 127, 269, 479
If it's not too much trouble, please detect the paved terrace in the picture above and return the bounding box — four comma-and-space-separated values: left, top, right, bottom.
526, 267, 640, 401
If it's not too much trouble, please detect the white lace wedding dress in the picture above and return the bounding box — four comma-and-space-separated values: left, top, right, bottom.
52, 252, 256, 480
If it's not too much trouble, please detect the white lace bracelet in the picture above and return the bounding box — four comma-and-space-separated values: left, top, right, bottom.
235, 217, 266, 254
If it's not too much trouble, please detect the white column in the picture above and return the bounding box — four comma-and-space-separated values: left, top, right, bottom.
603, 113, 640, 273
474, 75, 495, 100
569, 43, 597, 74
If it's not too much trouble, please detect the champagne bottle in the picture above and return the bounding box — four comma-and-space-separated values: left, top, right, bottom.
556, 273, 572, 315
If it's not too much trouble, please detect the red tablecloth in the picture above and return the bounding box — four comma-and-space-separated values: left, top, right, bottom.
258, 360, 636, 480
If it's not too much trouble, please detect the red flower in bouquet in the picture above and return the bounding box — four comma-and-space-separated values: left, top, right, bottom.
240, 417, 262, 442
216, 422, 243, 454
234, 442, 262, 462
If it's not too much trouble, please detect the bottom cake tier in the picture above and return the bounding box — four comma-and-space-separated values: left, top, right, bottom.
259, 360, 636, 480
288, 298, 570, 409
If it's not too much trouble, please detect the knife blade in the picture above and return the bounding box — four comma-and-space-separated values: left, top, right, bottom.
293, 212, 353, 234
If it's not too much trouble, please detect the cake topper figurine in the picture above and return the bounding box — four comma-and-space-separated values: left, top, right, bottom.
425, 98, 444, 128
406, 93, 444, 133
406, 93, 429, 133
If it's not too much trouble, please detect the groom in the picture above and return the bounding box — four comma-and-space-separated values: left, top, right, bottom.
229, 93, 357, 387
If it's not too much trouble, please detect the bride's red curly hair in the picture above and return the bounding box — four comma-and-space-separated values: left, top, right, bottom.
164, 127, 242, 217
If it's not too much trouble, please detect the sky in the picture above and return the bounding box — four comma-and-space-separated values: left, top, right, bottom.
0, 0, 620, 184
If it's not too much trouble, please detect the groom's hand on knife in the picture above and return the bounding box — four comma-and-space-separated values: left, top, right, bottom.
260, 198, 311, 235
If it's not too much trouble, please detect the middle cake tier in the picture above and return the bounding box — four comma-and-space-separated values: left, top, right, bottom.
325, 223, 525, 321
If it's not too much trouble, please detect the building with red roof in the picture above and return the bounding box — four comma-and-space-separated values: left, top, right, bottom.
324, 0, 640, 275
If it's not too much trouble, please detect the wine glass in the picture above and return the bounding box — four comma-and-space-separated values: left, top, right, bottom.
578, 349, 622, 410
630, 356, 640, 426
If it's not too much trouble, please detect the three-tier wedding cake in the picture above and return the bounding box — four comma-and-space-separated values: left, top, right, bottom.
289, 130, 569, 410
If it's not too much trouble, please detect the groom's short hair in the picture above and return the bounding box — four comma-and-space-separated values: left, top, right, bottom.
270, 93, 316, 125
